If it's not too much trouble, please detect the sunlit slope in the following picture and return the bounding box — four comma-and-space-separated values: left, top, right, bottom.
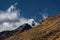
5, 14, 60, 40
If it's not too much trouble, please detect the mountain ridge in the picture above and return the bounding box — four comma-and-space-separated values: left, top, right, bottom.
2, 14, 60, 40
0, 23, 32, 40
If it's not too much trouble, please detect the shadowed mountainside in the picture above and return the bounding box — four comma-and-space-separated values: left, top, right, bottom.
0, 23, 32, 40
3, 14, 60, 40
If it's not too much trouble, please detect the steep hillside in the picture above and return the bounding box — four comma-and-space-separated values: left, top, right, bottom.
5, 14, 60, 40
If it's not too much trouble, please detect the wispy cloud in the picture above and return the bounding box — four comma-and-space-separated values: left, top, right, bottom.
0, 3, 38, 32
40, 8, 48, 20
41, 13, 48, 20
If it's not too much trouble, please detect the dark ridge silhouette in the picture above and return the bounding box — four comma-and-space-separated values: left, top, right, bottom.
0, 23, 32, 40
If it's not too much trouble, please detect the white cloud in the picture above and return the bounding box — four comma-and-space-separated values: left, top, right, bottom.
0, 5, 20, 22
40, 8, 48, 20
0, 3, 48, 32
0, 4, 38, 32
42, 13, 48, 20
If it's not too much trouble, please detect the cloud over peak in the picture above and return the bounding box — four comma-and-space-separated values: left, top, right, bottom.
0, 3, 48, 32
0, 4, 38, 32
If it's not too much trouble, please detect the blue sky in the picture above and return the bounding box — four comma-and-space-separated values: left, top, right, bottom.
0, 0, 60, 22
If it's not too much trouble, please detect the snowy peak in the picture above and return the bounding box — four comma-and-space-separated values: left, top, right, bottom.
26, 19, 38, 27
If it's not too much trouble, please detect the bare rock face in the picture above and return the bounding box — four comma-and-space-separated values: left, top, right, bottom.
5, 14, 60, 40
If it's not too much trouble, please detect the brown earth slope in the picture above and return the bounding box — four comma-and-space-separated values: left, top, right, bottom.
5, 14, 60, 40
